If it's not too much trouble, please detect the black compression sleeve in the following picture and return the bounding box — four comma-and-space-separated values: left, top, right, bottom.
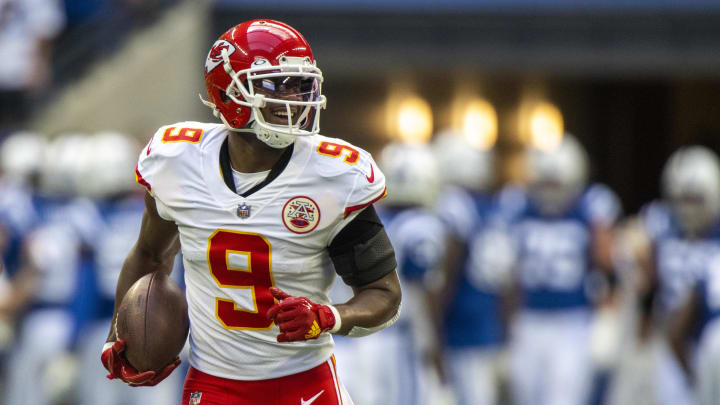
328, 206, 397, 287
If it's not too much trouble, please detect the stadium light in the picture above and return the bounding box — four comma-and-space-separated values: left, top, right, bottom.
527, 101, 564, 151
462, 98, 497, 151
394, 96, 433, 144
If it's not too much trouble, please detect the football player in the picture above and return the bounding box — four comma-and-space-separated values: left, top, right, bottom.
0, 132, 45, 284
0, 132, 45, 393
627, 146, 720, 405
332, 142, 453, 405
3, 133, 103, 405
101, 20, 401, 405
432, 130, 517, 405
505, 134, 621, 405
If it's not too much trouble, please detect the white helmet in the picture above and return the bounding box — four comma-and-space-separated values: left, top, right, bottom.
77, 132, 139, 198
525, 133, 589, 215
40, 134, 91, 197
432, 129, 494, 192
0, 131, 46, 183
380, 142, 440, 208
662, 145, 720, 236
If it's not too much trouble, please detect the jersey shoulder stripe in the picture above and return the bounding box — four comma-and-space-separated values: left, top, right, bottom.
344, 187, 387, 218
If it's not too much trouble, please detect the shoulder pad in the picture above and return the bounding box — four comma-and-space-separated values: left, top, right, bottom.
641, 200, 673, 240
580, 183, 622, 225
136, 122, 223, 200
435, 186, 477, 240
143, 122, 223, 157
309, 135, 370, 176
306, 135, 386, 218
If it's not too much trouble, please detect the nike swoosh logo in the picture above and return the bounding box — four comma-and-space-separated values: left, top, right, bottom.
301, 390, 324, 405
365, 164, 375, 183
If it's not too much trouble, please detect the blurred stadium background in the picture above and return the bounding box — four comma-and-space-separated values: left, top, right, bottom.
3, 0, 720, 404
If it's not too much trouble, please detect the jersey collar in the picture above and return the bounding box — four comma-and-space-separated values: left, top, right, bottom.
219, 136, 294, 197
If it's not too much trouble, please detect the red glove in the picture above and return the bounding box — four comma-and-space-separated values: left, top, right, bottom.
101, 339, 181, 387
266, 287, 338, 342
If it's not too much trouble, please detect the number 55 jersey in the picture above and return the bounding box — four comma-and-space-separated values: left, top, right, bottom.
135, 122, 386, 380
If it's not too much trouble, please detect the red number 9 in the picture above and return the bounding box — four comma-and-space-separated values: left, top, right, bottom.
207, 230, 274, 330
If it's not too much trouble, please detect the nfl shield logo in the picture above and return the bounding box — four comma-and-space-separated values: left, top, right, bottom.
189, 392, 202, 405
236, 202, 251, 219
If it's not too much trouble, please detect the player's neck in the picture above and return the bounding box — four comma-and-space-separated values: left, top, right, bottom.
227, 132, 288, 173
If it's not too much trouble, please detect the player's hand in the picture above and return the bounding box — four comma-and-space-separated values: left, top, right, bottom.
101, 339, 181, 387
266, 287, 337, 342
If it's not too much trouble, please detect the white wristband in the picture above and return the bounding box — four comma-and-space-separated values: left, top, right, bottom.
102, 341, 114, 355
327, 305, 342, 334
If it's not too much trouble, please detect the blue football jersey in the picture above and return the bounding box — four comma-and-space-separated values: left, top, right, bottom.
26, 194, 99, 307
378, 206, 448, 284
438, 186, 523, 347
90, 194, 146, 318
509, 184, 621, 311
0, 180, 40, 277
643, 200, 720, 318
697, 256, 720, 328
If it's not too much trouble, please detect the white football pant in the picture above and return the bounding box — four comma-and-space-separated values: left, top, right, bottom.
509, 309, 591, 405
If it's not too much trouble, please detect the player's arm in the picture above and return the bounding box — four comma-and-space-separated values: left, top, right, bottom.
332, 267, 401, 336
622, 218, 658, 339
429, 234, 464, 321
668, 287, 702, 377
326, 205, 401, 336
267, 206, 401, 341
106, 191, 180, 342
101, 191, 180, 386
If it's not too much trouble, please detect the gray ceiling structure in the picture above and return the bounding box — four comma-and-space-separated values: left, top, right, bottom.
212, 1, 720, 78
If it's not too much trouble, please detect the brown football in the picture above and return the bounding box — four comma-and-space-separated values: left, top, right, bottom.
116, 271, 189, 373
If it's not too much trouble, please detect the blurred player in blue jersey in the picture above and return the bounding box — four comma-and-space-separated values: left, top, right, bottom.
0, 132, 46, 393
332, 142, 453, 405
432, 130, 519, 405
2, 133, 103, 405
0, 132, 45, 294
505, 134, 621, 405
74, 132, 185, 405
667, 147, 720, 404
634, 146, 720, 405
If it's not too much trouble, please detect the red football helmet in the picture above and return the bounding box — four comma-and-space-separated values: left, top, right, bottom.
201, 20, 326, 148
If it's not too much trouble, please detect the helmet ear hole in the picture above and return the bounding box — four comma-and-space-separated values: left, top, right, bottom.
219, 91, 231, 104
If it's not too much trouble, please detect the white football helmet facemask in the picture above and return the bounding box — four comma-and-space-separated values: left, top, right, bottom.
662, 145, 720, 237
380, 142, 440, 209
525, 133, 589, 216
433, 130, 494, 192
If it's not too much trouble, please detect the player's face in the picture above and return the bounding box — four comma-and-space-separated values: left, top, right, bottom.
252, 77, 315, 126
671, 192, 715, 235
529, 178, 577, 215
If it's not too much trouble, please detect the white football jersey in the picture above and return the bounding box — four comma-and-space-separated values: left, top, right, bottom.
136, 122, 386, 380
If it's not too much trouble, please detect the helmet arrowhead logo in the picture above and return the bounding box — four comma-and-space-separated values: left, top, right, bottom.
205, 39, 236, 74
